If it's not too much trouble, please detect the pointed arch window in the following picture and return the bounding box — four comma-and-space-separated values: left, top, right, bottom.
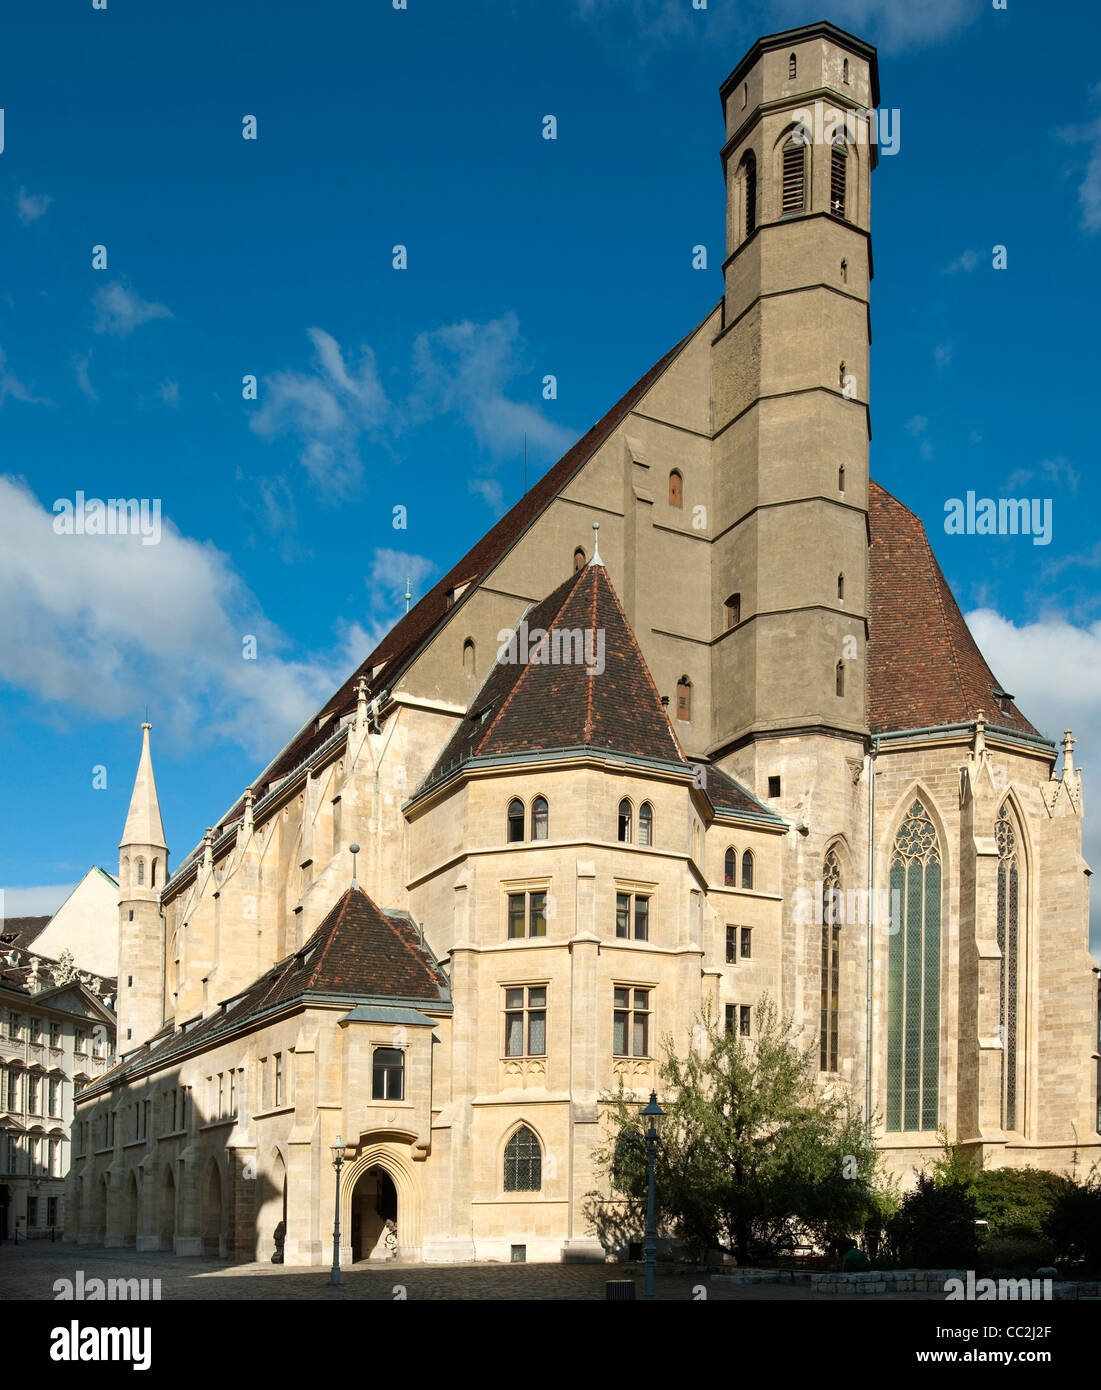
830, 138, 847, 219
676, 677, 692, 721
668, 470, 683, 508
150, 858, 157, 888
638, 802, 653, 847
996, 804, 1023, 1131
781, 138, 806, 215
820, 848, 843, 1071
504, 1125, 542, 1192
741, 850, 754, 890
573, 547, 586, 572
507, 798, 525, 843
724, 847, 736, 886
740, 150, 757, 238
617, 799, 632, 844
136, 859, 145, 887
725, 593, 741, 629
887, 800, 942, 1132
788, 52, 797, 80
531, 796, 549, 841
840, 259, 848, 284
843, 58, 850, 84
463, 637, 476, 677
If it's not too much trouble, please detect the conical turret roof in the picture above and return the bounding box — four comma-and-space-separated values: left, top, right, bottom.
119, 722, 168, 850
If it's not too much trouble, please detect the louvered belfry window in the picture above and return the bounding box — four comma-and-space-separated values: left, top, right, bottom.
782, 139, 805, 215
830, 141, 847, 218
742, 150, 757, 237
886, 800, 942, 1132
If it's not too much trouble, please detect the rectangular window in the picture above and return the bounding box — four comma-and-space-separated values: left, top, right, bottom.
725, 924, 736, 964
27, 1076, 40, 1114
6, 1070, 17, 1110
725, 1004, 736, 1034
217, 1073, 225, 1118
30, 1016, 42, 1044
47, 1196, 59, 1226
372, 1047, 405, 1100
740, 1005, 751, 1037
740, 927, 752, 960
274, 1054, 283, 1107
768, 776, 781, 798
616, 892, 650, 941
49, 1022, 62, 1048
529, 891, 547, 938
504, 986, 547, 1058
508, 890, 547, 939
27, 1195, 37, 1228
229, 1070, 237, 1117
74, 1029, 87, 1055
6, 1137, 16, 1173
508, 893, 526, 940
613, 987, 650, 1057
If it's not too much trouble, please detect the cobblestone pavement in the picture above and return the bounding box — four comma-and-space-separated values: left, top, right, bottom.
0, 1240, 941, 1300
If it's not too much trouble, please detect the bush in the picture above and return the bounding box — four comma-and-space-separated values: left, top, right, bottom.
973, 1167, 1070, 1241
976, 1234, 1055, 1275
1044, 1171, 1101, 1273
885, 1174, 980, 1269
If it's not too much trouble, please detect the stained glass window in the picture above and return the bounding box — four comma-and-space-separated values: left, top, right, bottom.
820, 848, 842, 1071
996, 805, 1022, 1132
886, 800, 941, 1132
504, 1125, 542, 1192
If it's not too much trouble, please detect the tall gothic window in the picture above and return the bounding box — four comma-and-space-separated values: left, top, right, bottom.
996, 804, 1022, 1131
830, 138, 847, 218
531, 796, 549, 841
504, 1125, 542, 1192
886, 800, 942, 1132
820, 848, 842, 1071
724, 847, 736, 886
741, 150, 757, 237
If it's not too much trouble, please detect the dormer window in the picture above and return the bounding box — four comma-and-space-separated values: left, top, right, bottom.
573, 547, 586, 572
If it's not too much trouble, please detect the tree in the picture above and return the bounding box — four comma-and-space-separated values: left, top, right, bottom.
885, 1172, 980, 1269
587, 996, 887, 1264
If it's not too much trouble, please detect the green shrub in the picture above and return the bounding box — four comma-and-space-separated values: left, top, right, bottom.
885, 1174, 980, 1269
1044, 1171, 1101, 1273
976, 1234, 1055, 1274
973, 1167, 1070, 1241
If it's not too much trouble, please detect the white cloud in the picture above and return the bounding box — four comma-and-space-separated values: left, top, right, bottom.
92, 281, 173, 337
0, 475, 355, 759
1058, 112, 1101, 234
966, 608, 1101, 957
934, 342, 953, 370
158, 379, 180, 408
366, 547, 437, 614
74, 352, 98, 402
947, 248, 980, 274
0, 346, 50, 407
469, 477, 505, 517
904, 415, 928, 436
16, 187, 52, 224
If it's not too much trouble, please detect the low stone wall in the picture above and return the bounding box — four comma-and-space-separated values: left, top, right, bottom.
712, 1268, 1100, 1299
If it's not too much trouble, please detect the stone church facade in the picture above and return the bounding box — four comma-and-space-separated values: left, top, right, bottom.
70, 21, 1099, 1265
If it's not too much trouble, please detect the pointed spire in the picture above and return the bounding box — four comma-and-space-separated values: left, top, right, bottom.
119, 722, 167, 850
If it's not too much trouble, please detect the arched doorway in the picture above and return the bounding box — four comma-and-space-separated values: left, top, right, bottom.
125, 1171, 139, 1247
158, 1166, 176, 1250
350, 1167, 398, 1262
201, 1161, 224, 1257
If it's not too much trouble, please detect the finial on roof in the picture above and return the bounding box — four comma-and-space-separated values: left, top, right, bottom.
355, 676, 369, 728
1062, 729, 1076, 778
404, 576, 412, 614
972, 709, 986, 761
590, 521, 603, 567
349, 843, 360, 891
242, 787, 255, 833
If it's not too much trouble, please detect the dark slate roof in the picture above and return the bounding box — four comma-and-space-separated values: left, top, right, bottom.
867, 482, 1039, 738
1, 916, 52, 951
81, 887, 449, 1094
418, 562, 687, 793
701, 765, 783, 824
208, 319, 706, 836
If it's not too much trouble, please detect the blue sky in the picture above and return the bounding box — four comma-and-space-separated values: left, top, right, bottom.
2, 0, 1099, 953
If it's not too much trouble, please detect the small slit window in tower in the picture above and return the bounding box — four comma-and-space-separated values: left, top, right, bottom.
788, 52, 797, 79
839, 361, 847, 389
837, 573, 845, 602
840, 258, 848, 284
836, 660, 845, 697
781, 139, 805, 215
843, 58, 850, 84
150, 859, 157, 887
742, 81, 747, 109
742, 150, 757, 237
573, 547, 585, 572
725, 593, 741, 629
462, 637, 475, 677
831, 141, 847, 218
136, 858, 145, 887
676, 677, 692, 721
669, 470, 683, 508
838, 464, 846, 493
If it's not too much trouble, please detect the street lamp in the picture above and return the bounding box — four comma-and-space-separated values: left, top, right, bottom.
641, 1091, 664, 1302
330, 1135, 345, 1286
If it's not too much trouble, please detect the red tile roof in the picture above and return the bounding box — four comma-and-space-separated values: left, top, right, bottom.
867, 481, 1038, 737
420, 562, 687, 791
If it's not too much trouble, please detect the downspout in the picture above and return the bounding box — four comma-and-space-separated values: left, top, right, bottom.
865, 734, 879, 1144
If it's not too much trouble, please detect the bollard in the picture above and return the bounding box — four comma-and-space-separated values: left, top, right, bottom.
606, 1279, 636, 1301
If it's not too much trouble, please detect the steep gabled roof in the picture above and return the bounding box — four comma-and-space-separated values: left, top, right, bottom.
211, 318, 708, 833
82, 887, 449, 1094
418, 561, 687, 794
867, 482, 1039, 737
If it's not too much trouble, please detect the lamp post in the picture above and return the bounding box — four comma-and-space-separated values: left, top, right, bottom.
641, 1091, 664, 1302
330, 1135, 345, 1286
